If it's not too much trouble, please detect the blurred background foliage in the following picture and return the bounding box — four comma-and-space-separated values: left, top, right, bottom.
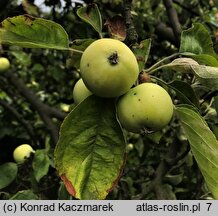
0, 0, 217, 200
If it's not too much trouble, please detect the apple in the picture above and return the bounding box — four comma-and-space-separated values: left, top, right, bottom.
117, 83, 174, 133
80, 38, 139, 97
0, 57, 10, 72
73, 78, 93, 104
13, 144, 35, 163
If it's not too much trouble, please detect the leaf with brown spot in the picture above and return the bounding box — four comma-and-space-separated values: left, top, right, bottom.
0, 15, 69, 50
54, 95, 126, 200
105, 15, 126, 41
77, 3, 102, 37
61, 174, 77, 197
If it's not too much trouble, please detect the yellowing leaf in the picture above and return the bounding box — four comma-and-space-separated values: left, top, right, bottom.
0, 15, 69, 50
54, 95, 126, 200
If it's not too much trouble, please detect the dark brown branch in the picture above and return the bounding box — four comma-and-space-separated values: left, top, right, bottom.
123, 0, 138, 45
0, 99, 38, 145
163, 0, 181, 45
3, 71, 66, 145
49, 107, 66, 120
151, 160, 170, 199
1, 74, 66, 121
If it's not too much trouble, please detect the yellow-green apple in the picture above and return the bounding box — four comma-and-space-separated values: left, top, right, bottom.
73, 78, 93, 104
80, 38, 139, 97
117, 83, 174, 133
13, 144, 35, 163
0, 57, 10, 72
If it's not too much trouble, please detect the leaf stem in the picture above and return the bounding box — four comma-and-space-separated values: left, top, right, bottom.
145, 53, 180, 74
148, 65, 170, 75
67, 48, 84, 54
99, 31, 104, 39
150, 75, 168, 85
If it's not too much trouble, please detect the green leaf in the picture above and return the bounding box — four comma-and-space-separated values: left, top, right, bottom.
168, 80, 199, 108
54, 95, 126, 200
77, 3, 102, 37
132, 39, 152, 71
191, 65, 218, 90
176, 105, 218, 199
32, 149, 51, 182
208, 122, 218, 140
185, 54, 218, 67
0, 162, 17, 190
0, 15, 69, 50
153, 77, 199, 107
180, 23, 215, 55
10, 190, 38, 200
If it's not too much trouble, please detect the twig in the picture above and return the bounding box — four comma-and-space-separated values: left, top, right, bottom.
151, 160, 170, 199
123, 0, 138, 44
145, 52, 180, 74
3, 72, 66, 121
3, 71, 66, 145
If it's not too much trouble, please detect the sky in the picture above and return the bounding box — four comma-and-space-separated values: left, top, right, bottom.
29, 0, 84, 12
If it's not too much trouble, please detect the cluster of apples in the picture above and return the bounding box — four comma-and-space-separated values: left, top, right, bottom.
0, 40, 174, 165
73, 38, 174, 133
